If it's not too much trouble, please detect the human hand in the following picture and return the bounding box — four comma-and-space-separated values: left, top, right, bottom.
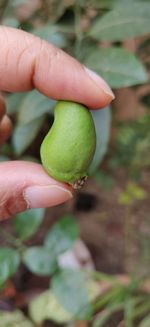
0, 26, 114, 220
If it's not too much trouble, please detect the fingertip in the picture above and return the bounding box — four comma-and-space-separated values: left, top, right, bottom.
84, 67, 115, 109
24, 184, 73, 209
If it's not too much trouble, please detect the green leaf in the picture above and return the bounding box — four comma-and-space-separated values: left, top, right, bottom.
12, 117, 44, 155
0, 247, 20, 285
29, 279, 98, 324
2, 17, 19, 28
0, 310, 34, 327
89, 2, 150, 41
15, 208, 45, 241
29, 290, 72, 324
88, 107, 111, 174
93, 302, 124, 327
18, 90, 55, 124
84, 47, 148, 88
124, 298, 136, 327
0, 155, 10, 161
31, 24, 66, 48
52, 269, 92, 320
44, 215, 79, 256
134, 299, 150, 320
88, 0, 116, 9
139, 314, 150, 327
6, 92, 27, 115
23, 246, 57, 276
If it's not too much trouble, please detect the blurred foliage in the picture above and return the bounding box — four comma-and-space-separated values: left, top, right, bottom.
14, 208, 44, 240
0, 213, 93, 320
0, 247, 20, 286
118, 182, 147, 205
109, 114, 150, 176
0, 210, 150, 326
93, 169, 115, 190
0, 310, 34, 327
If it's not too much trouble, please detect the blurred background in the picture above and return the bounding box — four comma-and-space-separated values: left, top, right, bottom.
0, 0, 150, 326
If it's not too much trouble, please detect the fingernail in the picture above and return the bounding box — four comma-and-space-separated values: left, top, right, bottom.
84, 67, 115, 99
24, 185, 73, 209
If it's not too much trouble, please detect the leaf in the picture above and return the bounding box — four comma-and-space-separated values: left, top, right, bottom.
12, 117, 44, 155
6, 92, 27, 115
18, 90, 55, 124
134, 299, 150, 320
44, 215, 79, 256
139, 314, 150, 327
29, 290, 72, 324
31, 24, 66, 48
93, 302, 124, 327
15, 208, 45, 241
88, 0, 116, 9
0, 248, 20, 285
124, 298, 136, 327
23, 246, 57, 276
89, 2, 150, 41
0, 155, 10, 161
88, 107, 111, 174
2, 16, 19, 27
52, 269, 92, 320
0, 310, 34, 327
84, 47, 148, 88
29, 279, 99, 324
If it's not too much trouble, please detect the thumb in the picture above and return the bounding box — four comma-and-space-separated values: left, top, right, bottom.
0, 161, 73, 220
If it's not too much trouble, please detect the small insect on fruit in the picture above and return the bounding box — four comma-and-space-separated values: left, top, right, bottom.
40, 101, 96, 189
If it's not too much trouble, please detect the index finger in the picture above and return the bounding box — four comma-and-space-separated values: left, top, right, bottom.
0, 27, 114, 109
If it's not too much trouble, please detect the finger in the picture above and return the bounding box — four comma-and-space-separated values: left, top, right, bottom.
0, 161, 73, 220
0, 95, 6, 122
0, 26, 114, 109
0, 115, 12, 145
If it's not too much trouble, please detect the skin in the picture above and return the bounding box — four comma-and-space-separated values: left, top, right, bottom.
40, 101, 96, 187
0, 27, 114, 220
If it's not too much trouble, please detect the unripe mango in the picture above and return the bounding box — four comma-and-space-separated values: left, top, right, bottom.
40, 101, 96, 189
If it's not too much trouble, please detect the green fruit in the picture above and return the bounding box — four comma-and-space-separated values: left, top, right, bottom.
40, 101, 96, 189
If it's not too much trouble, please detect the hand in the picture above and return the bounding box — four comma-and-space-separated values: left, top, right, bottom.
0, 26, 114, 220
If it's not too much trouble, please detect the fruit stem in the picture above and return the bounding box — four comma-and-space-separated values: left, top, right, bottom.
71, 176, 88, 189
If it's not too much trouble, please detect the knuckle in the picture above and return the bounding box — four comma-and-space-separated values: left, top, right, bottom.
16, 44, 31, 73
31, 37, 63, 87
37, 39, 62, 69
